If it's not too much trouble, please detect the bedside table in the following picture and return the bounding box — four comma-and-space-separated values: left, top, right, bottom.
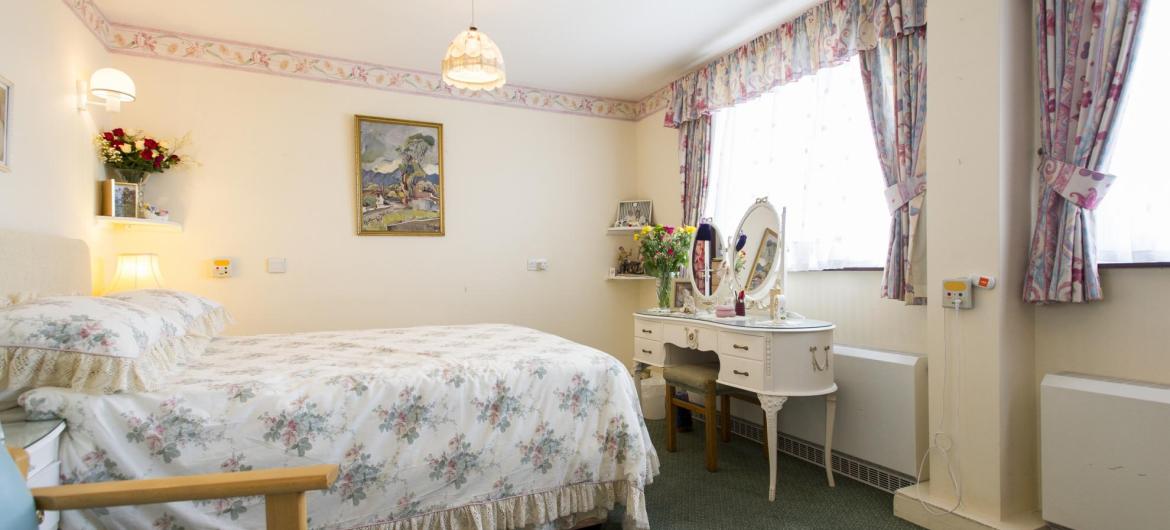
3, 419, 65, 530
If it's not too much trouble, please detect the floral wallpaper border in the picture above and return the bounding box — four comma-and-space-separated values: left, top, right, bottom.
62, 0, 670, 121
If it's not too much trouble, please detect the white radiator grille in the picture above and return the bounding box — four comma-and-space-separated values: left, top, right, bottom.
693, 413, 914, 493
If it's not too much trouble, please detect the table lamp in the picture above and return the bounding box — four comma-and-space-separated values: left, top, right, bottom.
107, 253, 164, 293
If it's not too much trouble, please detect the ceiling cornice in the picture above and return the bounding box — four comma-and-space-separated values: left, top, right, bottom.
63, 0, 669, 121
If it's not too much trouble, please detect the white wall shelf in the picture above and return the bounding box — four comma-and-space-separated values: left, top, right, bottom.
607, 226, 643, 235
607, 274, 654, 281
96, 216, 183, 233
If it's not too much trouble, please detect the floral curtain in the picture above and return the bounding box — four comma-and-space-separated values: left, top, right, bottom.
1023, 0, 1144, 303
860, 24, 928, 304
664, 0, 927, 128
680, 116, 713, 226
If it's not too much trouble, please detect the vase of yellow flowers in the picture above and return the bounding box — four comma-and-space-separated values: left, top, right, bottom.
635, 224, 696, 312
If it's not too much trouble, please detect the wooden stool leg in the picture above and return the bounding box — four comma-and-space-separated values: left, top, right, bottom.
266, 492, 308, 530
704, 381, 718, 472
665, 384, 677, 452
720, 395, 732, 442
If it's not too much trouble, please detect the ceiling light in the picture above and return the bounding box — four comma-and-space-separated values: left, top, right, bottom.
441, 0, 506, 91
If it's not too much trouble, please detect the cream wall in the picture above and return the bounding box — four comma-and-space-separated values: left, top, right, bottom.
100, 54, 642, 363
0, 1, 109, 244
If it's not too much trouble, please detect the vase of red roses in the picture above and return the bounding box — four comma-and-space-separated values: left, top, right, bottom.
636, 224, 696, 312
95, 128, 186, 215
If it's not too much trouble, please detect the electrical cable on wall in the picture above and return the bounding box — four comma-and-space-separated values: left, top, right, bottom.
915, 297, 964, 515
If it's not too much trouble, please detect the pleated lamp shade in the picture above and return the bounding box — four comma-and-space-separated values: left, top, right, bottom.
107, 254, 164, 293
441, 27, 506, 91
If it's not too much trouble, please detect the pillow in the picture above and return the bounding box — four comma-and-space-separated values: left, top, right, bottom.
106, 289, 231, 338
0, 296, 201, 393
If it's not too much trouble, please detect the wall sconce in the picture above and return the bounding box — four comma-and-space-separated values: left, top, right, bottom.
107, 253, 164, 293
77, 67, 136, 112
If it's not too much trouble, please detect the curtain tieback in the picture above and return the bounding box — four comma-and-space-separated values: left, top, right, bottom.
884, 174, 926, 214
1038, 156, 1116, 210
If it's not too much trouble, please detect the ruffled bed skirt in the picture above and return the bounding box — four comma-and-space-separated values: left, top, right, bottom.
2, 335, 208, 394
343, 479, 650, 530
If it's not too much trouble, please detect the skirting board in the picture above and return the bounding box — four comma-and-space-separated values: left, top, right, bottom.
692, 412, 915, 494
893, 483, 1046, 530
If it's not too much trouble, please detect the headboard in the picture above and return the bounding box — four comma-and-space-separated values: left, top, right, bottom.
0, 230, 91, 298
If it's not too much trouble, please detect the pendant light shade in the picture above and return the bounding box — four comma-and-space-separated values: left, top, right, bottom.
441, 26, 506, 91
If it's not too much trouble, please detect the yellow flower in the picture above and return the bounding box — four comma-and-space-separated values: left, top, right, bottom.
641, 225, 652, 234
633, 234, 640, 241
684, 225, 697, 234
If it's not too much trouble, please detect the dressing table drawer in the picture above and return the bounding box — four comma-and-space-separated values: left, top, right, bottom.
634, 337, 664, 364
718, 355, 764, 390
662, 323, 717, 352
718, 331, 765, 361
634, 319, 663, 341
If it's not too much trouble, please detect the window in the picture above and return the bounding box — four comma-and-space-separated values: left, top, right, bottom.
1096, 0, 1169, 264
704, 55, 889, 271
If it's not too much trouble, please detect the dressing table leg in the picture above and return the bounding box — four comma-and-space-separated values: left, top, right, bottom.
758, 394, 788, 502
824, 393, 837, 487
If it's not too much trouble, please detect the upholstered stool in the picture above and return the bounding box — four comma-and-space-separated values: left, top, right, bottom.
663, 363, 769, 472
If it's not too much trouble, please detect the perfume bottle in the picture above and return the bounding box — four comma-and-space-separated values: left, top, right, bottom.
735, 290, 746, 317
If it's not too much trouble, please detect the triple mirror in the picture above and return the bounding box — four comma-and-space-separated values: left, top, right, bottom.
688, 199, 785, 306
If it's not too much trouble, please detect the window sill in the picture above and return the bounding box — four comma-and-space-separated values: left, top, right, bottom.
1099, 262, 1170, 270
794, 267, 884, 273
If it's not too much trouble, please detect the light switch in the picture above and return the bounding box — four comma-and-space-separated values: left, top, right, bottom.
526, 258, 549, 271
266, 258, 287, 273
942, 277, 973, 309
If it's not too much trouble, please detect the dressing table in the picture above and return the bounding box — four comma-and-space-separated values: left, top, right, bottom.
631, 200, 838, 501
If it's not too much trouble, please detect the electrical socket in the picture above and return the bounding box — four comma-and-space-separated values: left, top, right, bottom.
942, 277, 973, 309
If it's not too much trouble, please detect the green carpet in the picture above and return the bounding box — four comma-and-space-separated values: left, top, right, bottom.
600, 419, 923, 529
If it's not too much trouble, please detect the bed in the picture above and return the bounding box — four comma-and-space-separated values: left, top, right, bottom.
0, 231, 659, 529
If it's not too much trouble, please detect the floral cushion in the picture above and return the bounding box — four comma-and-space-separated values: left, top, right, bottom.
0, 296, 197, 393
106, 289, 231, 338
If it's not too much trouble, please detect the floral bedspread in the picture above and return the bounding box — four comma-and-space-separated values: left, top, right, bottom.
20, 324, 658, 530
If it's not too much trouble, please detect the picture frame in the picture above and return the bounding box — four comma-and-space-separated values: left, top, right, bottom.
613, 200, 652, 228
673, 280, 693, 309
0, 74, 11, 173
355, 115, 444, 236
102, 180, 140, 218
746, 228, 779, 291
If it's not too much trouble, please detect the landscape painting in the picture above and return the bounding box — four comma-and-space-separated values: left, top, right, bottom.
355, 115, 443, 236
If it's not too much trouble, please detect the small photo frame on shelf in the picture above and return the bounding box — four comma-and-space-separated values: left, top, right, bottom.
0, 74, 11, 172
613, 200, 652, 228
102, 180, 140, 218
673, 281, 693, 309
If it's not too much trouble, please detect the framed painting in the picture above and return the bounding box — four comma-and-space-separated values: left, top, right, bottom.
746, 227, 779, 291
0, 75, 11, 172
355, 115, 444, 236
102, 180, 140, 218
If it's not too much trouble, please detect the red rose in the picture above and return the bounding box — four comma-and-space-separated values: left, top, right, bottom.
103, 132, 115, 142
112, 128, 125, 137
168, 155, 180, 162
153, 156, 163, 169
140, 150, 153, 160
664, 226, 675, 235
144, 139, 159, 150
111, 140, 123, 148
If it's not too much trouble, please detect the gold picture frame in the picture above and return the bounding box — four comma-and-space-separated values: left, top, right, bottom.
354, 115, 444, 236
746, 227, 779, 292
101, 180, 140, 218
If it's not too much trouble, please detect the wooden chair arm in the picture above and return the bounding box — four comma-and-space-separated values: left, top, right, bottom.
31, 464, 338, 511
6, 446, 29, 478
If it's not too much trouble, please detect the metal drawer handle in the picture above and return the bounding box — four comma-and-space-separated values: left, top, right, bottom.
641, 349, 653, 354
732, 369, 750, 376
642, 329, 653, 334
811, 345, 831, 372
733, 344, 750, 351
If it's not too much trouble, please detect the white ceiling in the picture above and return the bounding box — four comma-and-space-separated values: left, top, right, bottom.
94, 0, 818, 101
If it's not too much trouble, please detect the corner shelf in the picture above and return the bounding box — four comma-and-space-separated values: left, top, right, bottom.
606, 274, 654, 281
96, 216, 183, 233
607, 226, 643, 236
